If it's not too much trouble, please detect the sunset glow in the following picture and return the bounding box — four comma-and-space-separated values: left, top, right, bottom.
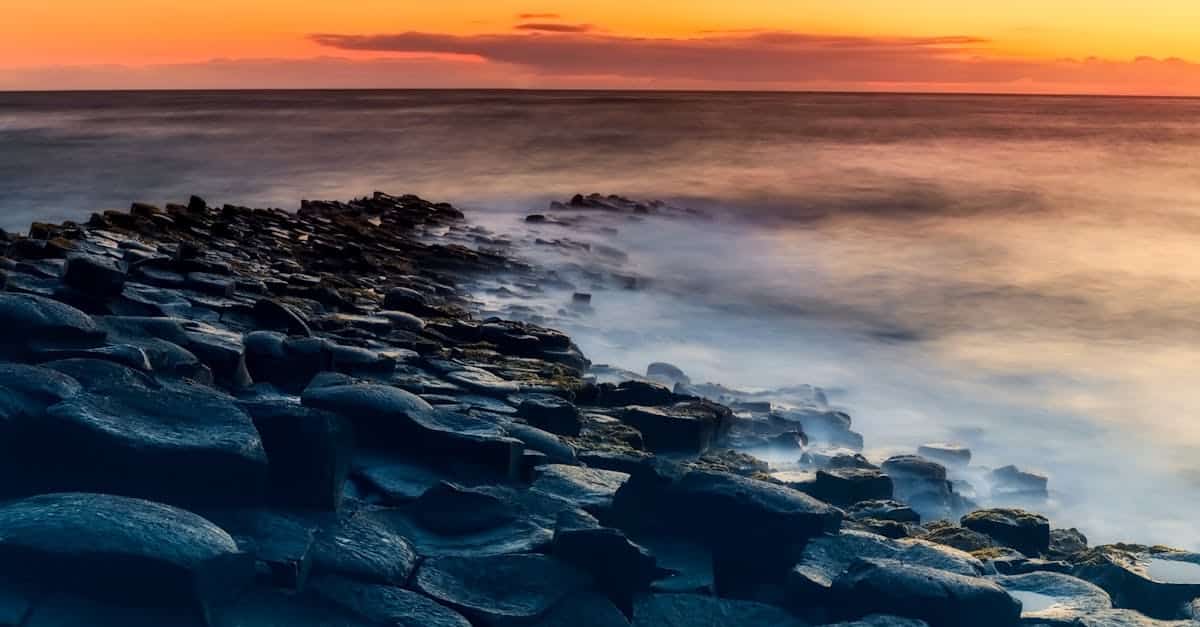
5, 1, 1200, 94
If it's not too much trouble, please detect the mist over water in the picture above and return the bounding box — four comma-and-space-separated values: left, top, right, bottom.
4, 90, 1200, 547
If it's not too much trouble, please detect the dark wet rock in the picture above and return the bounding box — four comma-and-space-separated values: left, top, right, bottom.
212, 586, 374, 627
646, 362, 690, 386
1073, 547, 1200, 620
30, 342, 153, 372
533, 464, 628, 513
304, 383, 522, 478
310, 508, 419, 586
824, 616, 928, 627
991, 465, 1050, 503
352, 455, 452, 504
847, 499, 921, 524
517, 393, 583, 436
251, 298, 312, 336
991, 571, 1113, 624
595, 380, 676, 407
0, 493, 253, 616
618, 401, 732, 454
630, 593, 808, 627
0, 293, 104, 359
922, 523, 996, 553
0, 362, 82, 425
528, 592, 631, 627
328, 343, 396, 375
62, 253, 127, 297
411, 482, 517, 534
239, 400, 353, 510
382, 484, 555, 559
987, 552, 1074, 576
961, 508, 1050, 557
23, 594, 207, 627
182, 320, 252, 388
505, 422, 578, 465
917, 443, 971, 468
552, 524, 658, 610
445, 367, 521, 396
185, 272, 236, 296
384, 286, 438, 316
245, 332, 330, 393
12, 364, 267, 504
200, 508, 316, 590
830, 558, 1021, 627
1049, 528, 1090, 560
788, 529, 984, 615
799, 468, 893, 507
307, 574, 472, 627
881, 455, 969, 521
94, 315, 213, 381
413, 554, 591, 626
774, 408, 863, 450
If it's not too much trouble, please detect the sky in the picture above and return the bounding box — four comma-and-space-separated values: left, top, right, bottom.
4, 1, 1200, 95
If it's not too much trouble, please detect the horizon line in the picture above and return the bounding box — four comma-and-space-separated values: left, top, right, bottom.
1, 86, 1199, 101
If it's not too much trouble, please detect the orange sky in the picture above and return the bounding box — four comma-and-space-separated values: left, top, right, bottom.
4, 1, 1200, 94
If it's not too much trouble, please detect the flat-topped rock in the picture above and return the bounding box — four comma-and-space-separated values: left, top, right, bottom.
310, 508, 419, 586
0, 493, 253, 615
0, 293, 104, 358
413, 554, 591, 625
307, 574, 472, 627
631, 593, 808, 627
831, 558, 1021, 627
962, 508, 1050, 557
991, 571, 1112, 624
1073, 547, 1200, 620
17, 362, 267, 504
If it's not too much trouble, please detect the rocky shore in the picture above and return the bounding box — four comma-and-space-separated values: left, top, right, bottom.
0, 192, 1196, 626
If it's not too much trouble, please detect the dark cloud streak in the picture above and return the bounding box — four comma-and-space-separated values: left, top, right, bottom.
515, 23, 594, 33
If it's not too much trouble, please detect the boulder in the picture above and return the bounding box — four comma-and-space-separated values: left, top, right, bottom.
0, 293, 104, 359
532, 465, 629, 514
646, 362, 690, 386
200, 508, 316, 590
917, 443, 971, 468
799, 468, 893, 506
1049, 528, 1089, 560
847, 500, 920, 524
618, 402, 732, 454
310, 509, 419, 586
552, 524, 659, 610
961, 509, 1050, 557
238, 400, 353, 510
788, 529, 984, 615
922, 524, 996, 553
62, 253, 127, 297
1073, 547, 1200, 620
306, 574, 472, 627
527, 592, 631, 627
244, 332, 330, 393
631, 593, 808, 627
990, 571, 1112, 624
303, 384, 522, 478
444, 367, 521, 396
0, 493, 253, 617
830, 558, 1021, 627
13, 362, 267, 505
413, 554, 591, 625
517, 394, 583, 436
505, 422, 578, 466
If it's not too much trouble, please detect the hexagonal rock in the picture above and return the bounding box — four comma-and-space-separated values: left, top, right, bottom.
631, 593, 808, 627
413, 554, 591, 625
0, 293, 105, 359
1072, 547, 1200, 620
0, 493, 254, 617
830, 558, 1021, 627
13, 362, 268, 505
62, 253, 128, 297
961, 508, 1050, 557
310, 509, 419, 586
306, 574, 472, 627
990, 571, 1112, 624
238, 400, 353, 510
917, 443, 971, 468
517, 394, 583, 436
618, 403, 731, 455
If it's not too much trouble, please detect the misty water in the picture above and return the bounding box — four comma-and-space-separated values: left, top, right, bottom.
3, 90, 1200, 548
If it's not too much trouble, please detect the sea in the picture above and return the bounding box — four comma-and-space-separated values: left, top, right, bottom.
3, 89, 1200, 547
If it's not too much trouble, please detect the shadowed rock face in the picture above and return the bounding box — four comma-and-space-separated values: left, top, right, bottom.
830, 558, 1021, 627
413, 554, 592, 625
0, 493, 254, 617
631, 593, 808, 627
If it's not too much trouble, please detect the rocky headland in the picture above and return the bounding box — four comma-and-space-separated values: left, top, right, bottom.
0, 192, 1196, 626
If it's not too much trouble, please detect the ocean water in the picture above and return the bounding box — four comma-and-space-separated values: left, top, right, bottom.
3, 90, 1200, 547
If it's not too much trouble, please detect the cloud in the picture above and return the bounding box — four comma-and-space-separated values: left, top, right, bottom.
515, 23, 594, 33
304, 29, 1200, 95
518, 13, 561, 19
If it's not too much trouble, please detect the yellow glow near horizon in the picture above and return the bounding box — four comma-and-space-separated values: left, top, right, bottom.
4, 1, 1200, 92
